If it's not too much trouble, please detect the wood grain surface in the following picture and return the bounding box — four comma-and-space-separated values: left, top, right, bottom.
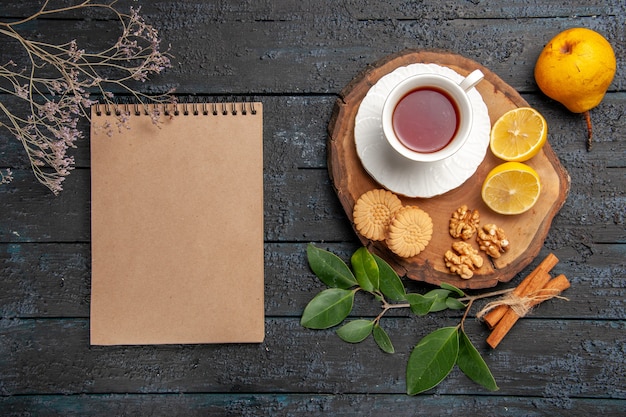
0, 1, 624, 416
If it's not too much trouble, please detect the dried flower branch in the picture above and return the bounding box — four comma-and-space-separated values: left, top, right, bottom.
0, 168, 13, 184
0, 0, 173, 194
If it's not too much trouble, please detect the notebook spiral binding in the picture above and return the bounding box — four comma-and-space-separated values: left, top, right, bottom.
94, 99, 257, 117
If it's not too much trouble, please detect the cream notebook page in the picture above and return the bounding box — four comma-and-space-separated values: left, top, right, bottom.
90, 102, 264, 345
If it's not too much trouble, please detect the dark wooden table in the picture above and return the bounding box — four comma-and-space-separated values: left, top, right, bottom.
1, 1, 624, 416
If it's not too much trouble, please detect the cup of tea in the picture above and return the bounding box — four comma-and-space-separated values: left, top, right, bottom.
381, 69, 484, 163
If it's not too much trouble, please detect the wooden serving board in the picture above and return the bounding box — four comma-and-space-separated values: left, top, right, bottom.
328, 49, 571, 289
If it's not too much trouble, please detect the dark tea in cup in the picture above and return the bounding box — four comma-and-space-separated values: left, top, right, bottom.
392, 87, 460, 153
382, 69, 484, 163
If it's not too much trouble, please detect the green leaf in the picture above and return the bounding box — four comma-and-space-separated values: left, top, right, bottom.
406, 327, 459, 395
406, 293, 436, 316
423, 289, 452, 312
373, 323, 395, 353
440, 282, 465, 297
336, 319, 374, 343
374, 254, 407, 301
445, 297, 467, 310
307, 244, 358, 289
351, 247, 379, 292
300, 288, 355, 329
457, 330, 499, 391
424, 288, 451, 299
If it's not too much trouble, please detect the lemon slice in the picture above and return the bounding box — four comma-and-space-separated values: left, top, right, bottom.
490, 107, 547, 162
481, 162, 541, 215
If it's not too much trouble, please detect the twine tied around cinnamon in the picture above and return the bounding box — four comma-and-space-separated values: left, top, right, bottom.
477, 287, 569, 320
480, 253, 571, 349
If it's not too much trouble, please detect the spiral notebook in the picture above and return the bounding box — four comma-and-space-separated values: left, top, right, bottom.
90, 101, 264, 345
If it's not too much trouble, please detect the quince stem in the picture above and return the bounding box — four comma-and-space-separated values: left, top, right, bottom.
584, 110, 593, 151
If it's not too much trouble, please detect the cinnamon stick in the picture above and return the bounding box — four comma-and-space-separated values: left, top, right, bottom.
483, 253, 559, 329
543, 274, 571, 293
486, 273, 570, 349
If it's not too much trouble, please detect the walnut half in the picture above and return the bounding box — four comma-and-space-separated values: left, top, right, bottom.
477, 224, 510, 258
449, 205, 480, 240
444, 241, 484, 279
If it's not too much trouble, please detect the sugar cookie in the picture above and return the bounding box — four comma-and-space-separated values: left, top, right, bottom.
353, 189, 403, 241
385, 206, 433, 258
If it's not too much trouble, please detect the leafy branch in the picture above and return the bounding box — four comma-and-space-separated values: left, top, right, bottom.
301, 244, 508, 395
0, 0, 173, 194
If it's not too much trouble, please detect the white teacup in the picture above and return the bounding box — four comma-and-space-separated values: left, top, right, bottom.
382, 69, 484, 163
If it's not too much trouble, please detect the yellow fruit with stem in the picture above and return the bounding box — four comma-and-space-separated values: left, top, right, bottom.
534, 27, 616, 151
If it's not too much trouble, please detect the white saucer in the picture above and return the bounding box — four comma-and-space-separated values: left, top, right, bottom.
354, 63, 491, 198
